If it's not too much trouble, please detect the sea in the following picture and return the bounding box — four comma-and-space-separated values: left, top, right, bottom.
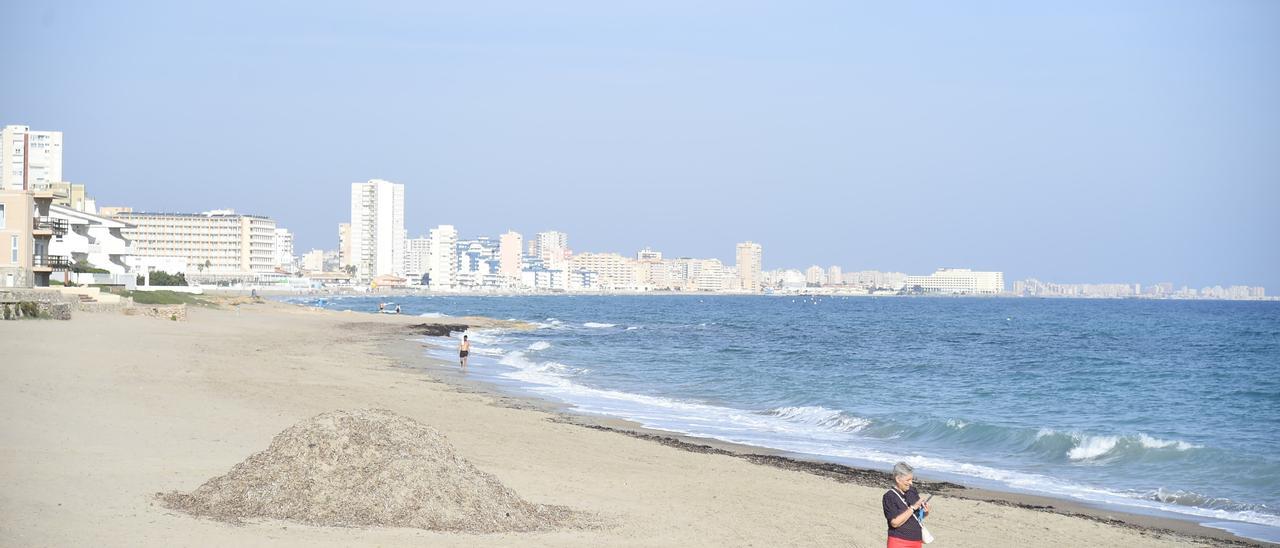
288, 294, 1280, 542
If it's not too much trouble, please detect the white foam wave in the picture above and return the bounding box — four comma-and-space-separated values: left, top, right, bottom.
417, 312, 448, 318
473, 357, 1279, 531
583, 322, 617, 328
946, 419, 968, 430
531, 318, 567, 329
528, 341, 552, 351
463, 331, 504, 345
625, 326, 640, 331
1053, 431, 1203, 461
1068, 435, 1119, 460
498, 352, 589, 377
766, 406, 871, 433
1137, 433, 1202, 451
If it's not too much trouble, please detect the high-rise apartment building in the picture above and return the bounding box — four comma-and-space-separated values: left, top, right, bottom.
694, 259, 726, 292
1, 125, 63, 191
349, 179, 404, 282
498, 230, 523, 280
112, 209, 277, 279
634, 256, 668, 291
827, 265, 842, 286
571, 252, 634, 290
534, 230, 569, 268
47, 182, 94, 212
805, 265, 826, 286
458, 237, 499, 275
735, 241, 762, 293
427, 224, 458, 290
274, 228, 294, 268
337, 222, 351, 269
404, 236, 431, 282
301, 249, 325, 272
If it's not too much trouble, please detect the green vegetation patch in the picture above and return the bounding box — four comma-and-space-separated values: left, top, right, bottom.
124, 290, 215, 307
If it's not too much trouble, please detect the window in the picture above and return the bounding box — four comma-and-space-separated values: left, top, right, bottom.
10, 235, 17, 263
0, 203, 5, 228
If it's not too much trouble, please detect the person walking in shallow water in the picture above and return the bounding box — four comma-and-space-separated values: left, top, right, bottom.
883, 461, 931, 548
458, 335, 470, 369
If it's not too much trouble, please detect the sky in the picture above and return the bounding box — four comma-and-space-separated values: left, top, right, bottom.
3, 1, 1278, 288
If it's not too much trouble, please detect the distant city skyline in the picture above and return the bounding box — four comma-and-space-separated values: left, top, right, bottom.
4, 2, 1277, 288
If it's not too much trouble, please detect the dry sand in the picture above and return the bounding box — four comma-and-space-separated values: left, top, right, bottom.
160, 408, 597, 533
0, 300, 1262, 547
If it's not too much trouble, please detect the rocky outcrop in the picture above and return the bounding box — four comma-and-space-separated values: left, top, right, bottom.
409, 323, 470, 337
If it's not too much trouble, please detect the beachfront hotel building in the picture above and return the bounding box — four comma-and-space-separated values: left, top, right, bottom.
111, 209, 277, 281
1, 125, 63, 191
905, 268, 1005, 295
498, 230, 523, 281
349, 179, 405, 282
735, 241, 763, 293
426, 224, 458, 290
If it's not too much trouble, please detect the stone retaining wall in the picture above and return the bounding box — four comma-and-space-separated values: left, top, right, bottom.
123, 304, 187, 321
0, 290, 73, 320
78, 300, 134, 314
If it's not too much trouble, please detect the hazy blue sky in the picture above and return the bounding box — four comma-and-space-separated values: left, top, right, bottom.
4, 1, 1277, 287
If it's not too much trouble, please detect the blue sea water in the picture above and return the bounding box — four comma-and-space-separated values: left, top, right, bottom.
293, 295, 1280, 541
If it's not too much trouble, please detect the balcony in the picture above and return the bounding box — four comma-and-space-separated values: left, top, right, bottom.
32, 254, 72, 272
33, 217, 69, 237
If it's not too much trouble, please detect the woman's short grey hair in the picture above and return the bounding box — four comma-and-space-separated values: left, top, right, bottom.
893, 461, 914, 479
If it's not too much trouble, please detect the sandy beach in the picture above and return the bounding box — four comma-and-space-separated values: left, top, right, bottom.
0, 301, 1264, 547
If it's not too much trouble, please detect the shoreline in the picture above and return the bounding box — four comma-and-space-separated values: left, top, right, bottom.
379, 311, 1269, 547
1, 300, 1270, 546
214, 288, 1280, 302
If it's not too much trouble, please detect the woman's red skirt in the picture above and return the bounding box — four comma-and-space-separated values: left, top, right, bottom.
887, 536, 923, 548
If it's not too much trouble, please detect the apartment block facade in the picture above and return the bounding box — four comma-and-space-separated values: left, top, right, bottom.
349, 179, 404, 282
735, 241, 763, 293
1, 125, 63, 191
111, 210, 277, 280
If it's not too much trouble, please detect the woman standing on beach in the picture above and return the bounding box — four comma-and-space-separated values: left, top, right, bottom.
458, 335, 470, 369
883, 461, 931, 548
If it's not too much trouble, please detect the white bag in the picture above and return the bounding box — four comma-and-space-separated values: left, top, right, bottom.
889, 489, 935, 544
920, 523, 935, 544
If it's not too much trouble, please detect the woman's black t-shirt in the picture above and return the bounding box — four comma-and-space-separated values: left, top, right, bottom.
882, 486, 923, 541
